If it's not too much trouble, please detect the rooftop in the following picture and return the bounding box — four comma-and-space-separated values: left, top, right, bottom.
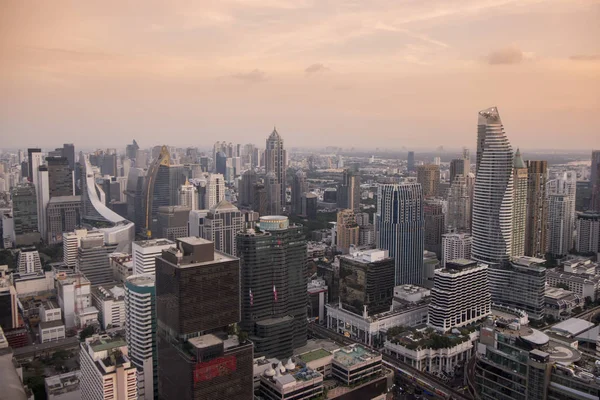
39, 320, 64, 330
333, 344, 380, 368
133, 238, 175, 247
298, 348, 332, 363
93, 284, 125, 301
45, 371, 80, 395
551, 318, 596, 338
88, 335, 127, 353
188, 333, 222, 350
47, 195, 81, 204
126, 274, 155, 287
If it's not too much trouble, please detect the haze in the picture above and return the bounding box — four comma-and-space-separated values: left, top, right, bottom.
1, 0, 599, 150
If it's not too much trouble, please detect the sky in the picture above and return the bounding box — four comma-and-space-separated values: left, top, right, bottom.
1, 0, 599, 151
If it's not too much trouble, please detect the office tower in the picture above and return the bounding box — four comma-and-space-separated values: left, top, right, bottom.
407, 151, 415, 172
446, 173, 473, 232
265, 127, 287, 211
215, 151, 227, 175
76, 235, 117, 285
524, 160, 548, 257
63, 229, 101, 268
142, 146, 186, 237
46, 196, 81, 244
428, 260, 490, 332
423, 198, 445, 258
337, 169, 360, 211
252, 182, 268, 216
80, 335, 137, 400
376, 183, 424, 285
449, 148, 470, 183
155, 206, 189, 241
338, 249, 395, 316
202, 200, 244, 256
547, 193, 574, 257
238, 216, 307, 359
17, 247, 42, 274
576, 180, 592, 212
472, 107, 514, 267
291, 170, 308, 215
62, 143, 75, 170
27, 148, 43, 184
441, 232, 472, 267
36, 165, 50, 240
126, 139, 139, 161
132, 239, 175, 276
239, 170, 257, 207
125, 168, 146, 233
156, 238, 253, 400
301, 192, 318, 219
178, 179, 198, 210
511, 149, 528, 257
11, 183, 41, 246
0, 266, 19, 331
590, 150, 600, 211
205, 173, 225, 210
125, 275, 156, 400
265, 172, 282, 215
548, 171, 577, 222
575, 212, 600, 254
417, 164, 440, 198
101, 153, 118, 177
336, 209, 359, 254
46, 156, 73, 197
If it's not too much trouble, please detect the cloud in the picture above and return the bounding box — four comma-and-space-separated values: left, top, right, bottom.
486, 47, 524, 65
570, 54, 600, 61
230, 69, 267, 83
305, 63, 330, 75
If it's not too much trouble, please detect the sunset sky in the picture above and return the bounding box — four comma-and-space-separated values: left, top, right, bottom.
1, 0, 599, 150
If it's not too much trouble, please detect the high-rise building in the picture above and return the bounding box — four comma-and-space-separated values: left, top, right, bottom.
417, 164, 440, 198
547, 193, 574, 257
511, 149, 528, 257
205, 173, 225, 210
46, 156, 73, 197
446, 173, 473, 232
575, 212, 600, 254
46, 196, 81, 244
336, 209, 359, 254
126, 139, 139, 161
428, 260, 490, 332
80, 334, 137, 400
423, 198, 445, 258
265, 128, 287, 211
156, 205, 189, 241
11, 183, 41, 246
591, 150, 600, 211
156, 237, 253, 400
449, 148, 470, 183
337, 169, 360, 211
132, 239, 175, 276
524, 160, 548, 257
178, 179, 198, 210
201, 200, 244, 256
239, 170, 257, 207
101, 153, 118, 177
125, 275, 157, 400
76, 235, 117, 285
215, 151, 227, 175
301, 192, 318, 219
291, 170, 308, 215
338, 249, 395, 316
407, 151, 415, 172
0, 266, 19, 332
441, 232, 472, 267
63, 229, 102, 268
264, 172, 282, 215
238, 216, 307, 359
27, 148, 43, 184
252, 182, 268, 216
125, 167, 146, 234
91, 283, 126, 330
62, 143, 75, 171
36, 165, 50, 241
472, 107, 514, 267
376, 183, 424, 285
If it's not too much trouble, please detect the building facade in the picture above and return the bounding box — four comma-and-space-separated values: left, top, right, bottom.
575, 212, 600, 254
524, 160, 548, 257
336, 209, 359, 254
441, 232, 472, 267
417, 164, 440, 198
265, 128, 287, 211
511, 149, 528, 257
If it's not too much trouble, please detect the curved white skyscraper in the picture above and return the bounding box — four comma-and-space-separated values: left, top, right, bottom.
472, 107, 514, 266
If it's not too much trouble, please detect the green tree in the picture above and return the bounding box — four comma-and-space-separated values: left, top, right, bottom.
79, 325, 96, 341
572, 307, 583, 315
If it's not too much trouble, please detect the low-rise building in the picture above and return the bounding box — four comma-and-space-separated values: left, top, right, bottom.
332, 344, 383, 386
91, 284, 126, 330
257, 359, 323, 400
45, 371, 81, 400
109, 253, 133, 283
39, 319, 66, 343
544, 287, 583, 320
55, 273, 93, 329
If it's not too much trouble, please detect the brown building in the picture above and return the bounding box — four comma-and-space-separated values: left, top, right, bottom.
336, 209, 359, 254
525, 160, 548, 257
417, 164, 440, 197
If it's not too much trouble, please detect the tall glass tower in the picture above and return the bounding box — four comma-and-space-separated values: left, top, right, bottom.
265, 128, 287, 211
472, 107, 514, 267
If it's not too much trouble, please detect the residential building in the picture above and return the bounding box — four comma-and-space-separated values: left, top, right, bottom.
80, 334, 137, 400
428, 259, 491, 332
336, 209, 359, 254
376, 183, 424, 285
441, 232, 472, 267
417, 164, 440, 198
337, 169, 360, 211
92, 284, 126, 330
575, 212, 600, 254
132, 239, 175, 276
205, 173, 225, 210
178, 179, 198, 210
524, 160, 548, 257
511, 149, 528, 257
291, 170, 308, 215
11, 183, 41, 246
423, 198, 445, 258
265, 128, 287, 211
156, 237, 253, 400
449, 148, 470, 183
547, 193, 574, 257
46, 195, 81, 244
445, 173, 473, 233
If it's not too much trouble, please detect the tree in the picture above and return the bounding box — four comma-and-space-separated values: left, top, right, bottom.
572, 307, 583, 315
545, 315, 556, 324
238, 331, 249, 344
584, 296, 593, 308
79, 325, 95, 341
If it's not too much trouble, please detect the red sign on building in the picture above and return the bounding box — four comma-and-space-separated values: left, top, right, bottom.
194, 356, 237, 383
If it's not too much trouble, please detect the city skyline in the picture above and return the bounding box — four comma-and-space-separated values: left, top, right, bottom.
1, 1, 599, 149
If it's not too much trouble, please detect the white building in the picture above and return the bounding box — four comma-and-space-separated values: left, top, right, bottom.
55, 273, 95, 329
92, 284, 126, 330
63, 229, 104, 268
36, 166, 50, 241
45, 371, 81, 400
441, 233, 472, 267
178, 179, 198, 210
108, 253, 133, 283
428, 259, 491, 332
547, 193, 574, 257
131, 239, 175, 276
201, 199, 244, 256
188, 209, 209, 237
576, 212, 600, 255
17, 247, 42, 275
258, 359, 323, 400
205, 173, 225, 210
80, 334, 137, 400
0, 266, 19, 329
125, 275, 156, 400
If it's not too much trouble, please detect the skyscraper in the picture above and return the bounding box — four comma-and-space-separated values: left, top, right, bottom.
156, 237, 253, 400
446, 173, 473, 232
423, 198, 446, 258
407, 151, 415, 172
11, 183, 41, 246
291, 170, 308, 215
239, 170, 257, 208
62, 143, 75, 171
205, 173, 225, 210
524, 160, 548, 257
178, 179, 198, 210
547, 193, 574, 257
202, 199, 244, 256
132, 239, 175, 276
449, 148, 470, 183
336, 209, 359, 254
126, 139, 139, 161
417, 164, 440, 198
265, 128, 287, 211
511, 149, 527, 257
472, 107, 514, 267
590, 150, 600, 211
46, 196, 81, 244
124, 167, 146, 234
156, 205, 190, 240
46, 156, 73, 197
376, 183, 424, 285
238, 216, 307, 359
441, 232, 472, 267
337, 169, 360, 211
27, 148, 43, 184
264, 172, 282, 215
575, 212, 600, 254
77, 235, 117, 286
35, 165, 50, 241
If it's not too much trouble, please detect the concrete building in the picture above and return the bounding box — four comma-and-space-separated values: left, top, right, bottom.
46, 156, 74, 197
591, 150, 600, 211
417, 164, 440, 198
178, 179, 198, 210
11, 183, 41, 246
445, 173, 473, 233
108, 253, 133, 283
524, 160, 548, 257
257, 359, 323, 400
307, 279, 328, 324
17, 247, 42, 275
46, 195, 81, 244
0, 266, 19, 331
441, 232, 472, 267
80, 334, 137, 400
576, 212, 600, 254
201, 199, 244, 257
45, 371, 81, 400
336, 209, 359, 254
301, 192, 318, 220
63, 229, 104, 268
547, 193, 574, 257
265, 128, 287, 211
132, 239, 175, 276
423, 198, 445, 258
155, 205, 189, 240
291, 170, 308, 215
511, 149, 528, 257
337, 169, 360, 211
265, 172, 282, 215
544, 287, 582, 320
449, 148, 470, 183
76, 235, 117, 286
91, 284, 126, 330
55, 273, 95, 329
428, 260, 491, 332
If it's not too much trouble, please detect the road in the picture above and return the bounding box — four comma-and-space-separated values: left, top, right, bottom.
308, 323, 471, 400
12, 336, 80, 360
